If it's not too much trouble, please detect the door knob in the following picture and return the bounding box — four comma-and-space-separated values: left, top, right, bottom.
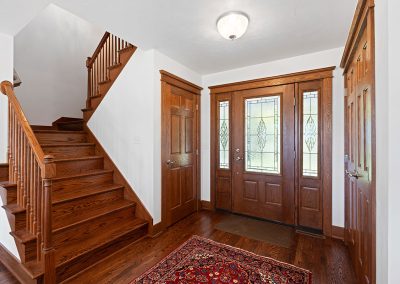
345, 169, 362, 179
236, 156, 243, 161
166, 160, 176, 165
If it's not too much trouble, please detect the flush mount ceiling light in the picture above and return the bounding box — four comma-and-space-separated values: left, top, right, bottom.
217, 11, 249, 40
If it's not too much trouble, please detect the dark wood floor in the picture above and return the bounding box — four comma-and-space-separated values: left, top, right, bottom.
1, 210, 356, 283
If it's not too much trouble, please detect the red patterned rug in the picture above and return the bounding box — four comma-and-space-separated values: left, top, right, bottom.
132, 235, 311, 284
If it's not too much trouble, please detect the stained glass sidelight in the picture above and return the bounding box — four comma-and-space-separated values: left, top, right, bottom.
302, 91, 319, 177
219, 101, 229, 169
245, 96, 281, 174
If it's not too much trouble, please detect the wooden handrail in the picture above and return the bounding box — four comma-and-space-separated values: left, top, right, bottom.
1, 81, 46, 171
1, 80, 56, 283
86, 32, 134, 107
86, 32, 110, 68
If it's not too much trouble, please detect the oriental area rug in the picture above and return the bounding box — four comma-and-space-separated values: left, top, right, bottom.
132, 235, 312, 284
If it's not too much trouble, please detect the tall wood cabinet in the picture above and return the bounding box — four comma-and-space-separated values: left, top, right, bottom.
341, 0, 376, 283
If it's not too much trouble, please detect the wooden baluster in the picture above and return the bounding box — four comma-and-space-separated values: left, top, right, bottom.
8, 102, 12, 182
86, 57, 92, 107
36, 162, 42, 261
42, 155, 56, 284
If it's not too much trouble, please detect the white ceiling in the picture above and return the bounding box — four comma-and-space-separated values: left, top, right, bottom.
2, 0, 357, 74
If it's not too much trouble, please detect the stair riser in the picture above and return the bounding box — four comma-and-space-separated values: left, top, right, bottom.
119, 48, 135, 64
42, 145, 95, 159
52, 189, 125, 227
90, 96, 103, 109
36, 133, 87, 144
52, 172, 114, 192
56, 222, 147, 282
98, 81, 112, 96
108, 67, 121, 83
83, 110, 94, 121
53, 206, 135, 249
15, 238, 37, 264
4, 210, 26, 232
55, 158, 104, 177
0, 184, 17, 205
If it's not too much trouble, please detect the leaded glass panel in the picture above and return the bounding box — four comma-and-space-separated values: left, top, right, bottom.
302, 91, 319, 177
245, 96, 280, 174
219, 101, 229, 169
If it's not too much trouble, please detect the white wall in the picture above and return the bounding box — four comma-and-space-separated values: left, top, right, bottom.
0, 32, 20, 259
88, 48, 201, 224
201, 47, 345, 227
375, 0, 400, 282
14, 4, 103, 125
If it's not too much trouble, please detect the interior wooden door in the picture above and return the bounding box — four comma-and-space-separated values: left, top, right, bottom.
343, 5, 375, 282
161, 72, 201, 227
232, 84, 295, 224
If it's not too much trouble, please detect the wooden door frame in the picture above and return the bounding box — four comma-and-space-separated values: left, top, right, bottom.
160, 70, 202, 230
341, 0, 376, 282
209, 67, 335, 237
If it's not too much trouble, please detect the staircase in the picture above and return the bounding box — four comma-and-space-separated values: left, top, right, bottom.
0, 32, 150, 283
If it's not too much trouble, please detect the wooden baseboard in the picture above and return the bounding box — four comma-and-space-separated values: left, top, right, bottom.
200, 200, 214, 211
0, 243, 38, 284
149, 222, 164, 238
331, 225, 345, 241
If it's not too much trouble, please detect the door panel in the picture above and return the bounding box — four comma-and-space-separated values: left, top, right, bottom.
162, 79, 199, 227
344, 18, 374, 283
232, 84, 295, 224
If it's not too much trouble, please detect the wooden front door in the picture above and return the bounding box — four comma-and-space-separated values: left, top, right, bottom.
232, 85, 296, 224
161, 71, 201, 227
344, 10, 375, 283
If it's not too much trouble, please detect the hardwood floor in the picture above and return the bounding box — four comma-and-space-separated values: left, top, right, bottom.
0, 210, 356, 283
0, 263, 19, 284
61, 210, 356, 284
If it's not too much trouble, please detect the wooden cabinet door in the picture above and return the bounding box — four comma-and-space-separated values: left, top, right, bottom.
231, 84, 295, 224
344, 20, 374, 284
161, 81, 199, 227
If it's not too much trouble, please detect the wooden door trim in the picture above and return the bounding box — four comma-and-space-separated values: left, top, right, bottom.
210, 67, 334, 237
160, 71, 201, 230
209, 67, 335, 94
160, 70, 203, 94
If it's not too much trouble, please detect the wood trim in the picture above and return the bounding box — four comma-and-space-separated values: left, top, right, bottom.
0, 243, 38, 284
340, 0, 375, 70
200, 200, 214, 211
160, 70, 203, 95
331, 226, 345, 241
209, 67, 335, 94
149, 222, 164, 238
83, 126, 154, 228
322, 77, 333, 237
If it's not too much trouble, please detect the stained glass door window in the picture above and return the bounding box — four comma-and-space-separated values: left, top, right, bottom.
219, 101, 229, 169
302, 91, 319, 176
244, 96, 281, 174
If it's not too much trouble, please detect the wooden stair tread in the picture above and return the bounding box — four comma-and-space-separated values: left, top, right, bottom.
34, 130, 86, 134
41, 143, 94, 147
53, 155, 103, 163
2, 203, 25, 214
55, 217, 147, 266
51, 169, 113, 182
118, 45, 135, 53
0, 182, 17, 188
98, 80, 110, 85
52, 183, 123, 204
108, 63, 122, 70
23, 260, 44, 279
10, 229, 36, 243
53, 199, 134, 232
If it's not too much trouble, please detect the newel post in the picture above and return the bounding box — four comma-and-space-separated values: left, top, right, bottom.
86, 57, 92, 109
42, 155, 56, 284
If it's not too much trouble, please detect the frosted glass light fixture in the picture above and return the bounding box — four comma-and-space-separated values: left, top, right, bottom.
217, 11, 249, 40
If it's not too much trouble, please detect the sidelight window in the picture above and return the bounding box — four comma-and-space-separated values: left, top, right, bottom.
245, 96, 281, 174
302, 91, 319, 177
219, 101, 230, 169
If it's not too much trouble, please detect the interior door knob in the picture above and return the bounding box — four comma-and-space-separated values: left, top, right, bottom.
345, 169, 362, 179
236, 156, 243, 161
166, 159, 176, 165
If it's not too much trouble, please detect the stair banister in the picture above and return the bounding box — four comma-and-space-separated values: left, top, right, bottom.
85, 31, 133, 109
1, 81, 56, 283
